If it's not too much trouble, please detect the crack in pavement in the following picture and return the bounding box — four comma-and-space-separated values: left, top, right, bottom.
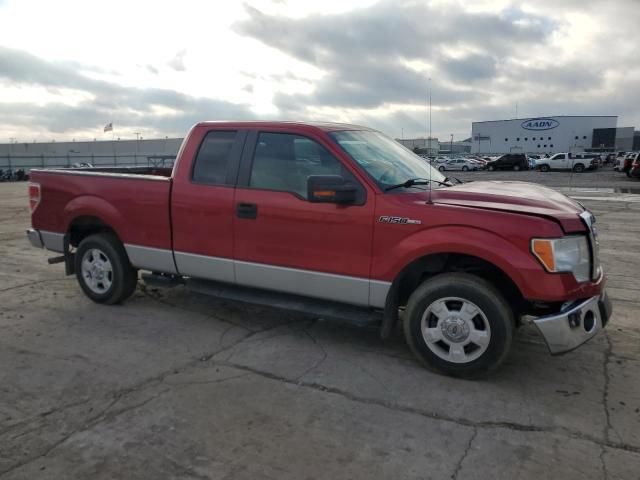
452, 427, 477, 480
0, 319, 295, 477
599, 445, 609, 480
0, 278, 72, 294
210, 359, 640, 456
294, 320, 328, 381
0, 388, 169, 478
601, 331, 622, 445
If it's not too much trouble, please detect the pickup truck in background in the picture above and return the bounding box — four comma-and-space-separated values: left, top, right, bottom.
26, 121, 611, 378
536, 152, 599, 173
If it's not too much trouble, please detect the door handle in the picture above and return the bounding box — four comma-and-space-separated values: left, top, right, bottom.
236, 202, 258, 219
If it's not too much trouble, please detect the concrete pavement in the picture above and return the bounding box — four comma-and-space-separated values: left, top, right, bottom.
1, 173, 639, 479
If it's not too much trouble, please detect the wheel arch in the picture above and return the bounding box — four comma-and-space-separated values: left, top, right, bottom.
380, 251, 525, 339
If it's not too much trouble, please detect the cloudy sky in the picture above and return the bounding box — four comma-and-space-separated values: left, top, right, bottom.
0, 0, 638, 143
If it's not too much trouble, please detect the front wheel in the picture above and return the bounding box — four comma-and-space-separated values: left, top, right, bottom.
438, 166, 445, 172
573, 163, 585, 173
403, 273, 514, 378
462, 166, 469, 171
540, 164, 550, 172
75, 233, 138, 304
513, 165, 520, 171
488, 165, 495, 171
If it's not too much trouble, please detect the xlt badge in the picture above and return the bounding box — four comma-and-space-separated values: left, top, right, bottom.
378, 216, 422, 225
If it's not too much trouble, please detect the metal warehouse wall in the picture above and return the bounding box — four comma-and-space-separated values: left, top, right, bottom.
0, 138, 184, 171
470, 116, 618, 154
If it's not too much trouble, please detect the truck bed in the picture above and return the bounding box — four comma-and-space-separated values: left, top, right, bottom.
29, 167, 174, 251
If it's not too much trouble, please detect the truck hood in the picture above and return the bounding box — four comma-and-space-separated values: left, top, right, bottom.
431, 181, 586, 233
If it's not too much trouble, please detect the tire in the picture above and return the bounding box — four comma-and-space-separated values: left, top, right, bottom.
462, 166, 469, 171
403, 272, 514, 379
488, 165, 495, 171
75, 233, 138, 304
626, 170, 632, 178
513, 165, 520, 171
438, 166, 445, 172
573, 163, 585, 173
540, 164, 550, 172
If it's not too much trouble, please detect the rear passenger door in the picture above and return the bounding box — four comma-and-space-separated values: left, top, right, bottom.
171, 127, 246, 282
232, 130, 375, 306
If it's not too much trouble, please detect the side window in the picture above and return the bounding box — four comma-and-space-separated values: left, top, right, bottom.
249, 132, 351, 200
192, 131, 237, 184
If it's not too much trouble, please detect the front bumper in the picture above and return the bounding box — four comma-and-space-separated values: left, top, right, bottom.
531, 291, 612, 354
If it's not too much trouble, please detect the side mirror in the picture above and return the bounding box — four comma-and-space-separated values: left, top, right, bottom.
307, 175, 357, 204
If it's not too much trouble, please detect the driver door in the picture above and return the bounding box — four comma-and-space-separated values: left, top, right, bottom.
232, 130, 376, 306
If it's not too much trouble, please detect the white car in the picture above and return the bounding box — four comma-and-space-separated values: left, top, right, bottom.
438, 158, 480, 171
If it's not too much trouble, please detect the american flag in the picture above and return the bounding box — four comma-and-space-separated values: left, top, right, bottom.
104, 122, 113, 132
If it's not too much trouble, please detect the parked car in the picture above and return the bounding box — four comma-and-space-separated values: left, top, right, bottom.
26, 120, 611, 378
485, 154, 529, 171
622, 153, 638, 177
438, 158, 481, 171
536, 153, 597, 173
629, 155, 640, 179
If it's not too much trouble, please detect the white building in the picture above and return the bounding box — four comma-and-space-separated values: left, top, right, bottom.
396, 137, 440, 155
471, 116, 618, 154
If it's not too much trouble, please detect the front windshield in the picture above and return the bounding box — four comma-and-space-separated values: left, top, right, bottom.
330, 130, 447, 190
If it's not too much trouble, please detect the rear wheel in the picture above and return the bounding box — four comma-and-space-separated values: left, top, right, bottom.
75, 233, 138, 304
438, 165, 445, 172
462, 166, 469, 171
488, 165, 495, 171
403, 273, 514, 378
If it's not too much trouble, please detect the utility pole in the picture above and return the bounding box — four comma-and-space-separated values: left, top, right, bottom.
450, 133, 454, 154
428, 77, 432, 155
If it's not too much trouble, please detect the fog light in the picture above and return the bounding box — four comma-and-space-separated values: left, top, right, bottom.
583, 310, 595, 332
568, 312, 581, 329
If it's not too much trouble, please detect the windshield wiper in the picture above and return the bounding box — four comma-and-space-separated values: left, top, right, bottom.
444, 176, 465, 184
384, 178, 451, 192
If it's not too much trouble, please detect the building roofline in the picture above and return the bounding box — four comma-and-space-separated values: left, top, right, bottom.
472, 115, 618, 125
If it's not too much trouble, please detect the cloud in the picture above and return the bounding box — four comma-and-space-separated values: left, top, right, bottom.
167, 49, 187, 72
234, 1, 553, 113
0, 46, 252, 136
233, 0, 639, 137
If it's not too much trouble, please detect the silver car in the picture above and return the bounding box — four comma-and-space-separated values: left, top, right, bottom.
438, 158, 480, 171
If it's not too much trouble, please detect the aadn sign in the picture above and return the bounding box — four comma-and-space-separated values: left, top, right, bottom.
521, 118, 559, 131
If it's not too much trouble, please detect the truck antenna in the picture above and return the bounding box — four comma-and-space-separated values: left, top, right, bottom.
428, 77, 433, 205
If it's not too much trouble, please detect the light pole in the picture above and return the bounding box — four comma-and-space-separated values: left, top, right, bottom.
134, 132, 140, 153
428, 77, 432, 156
450, 134, 454, 154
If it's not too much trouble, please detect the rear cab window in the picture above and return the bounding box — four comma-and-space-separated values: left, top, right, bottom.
192, 130, 239, 185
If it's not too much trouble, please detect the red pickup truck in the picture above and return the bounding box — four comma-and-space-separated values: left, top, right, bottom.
26, 121, 611, 377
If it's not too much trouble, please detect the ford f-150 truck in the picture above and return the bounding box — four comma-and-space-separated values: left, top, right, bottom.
26, 121, 611, 378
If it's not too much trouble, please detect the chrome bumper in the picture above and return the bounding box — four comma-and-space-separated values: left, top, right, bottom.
26, 228, 44, 248
532, 291, 612, 354
26, 228, 65, 252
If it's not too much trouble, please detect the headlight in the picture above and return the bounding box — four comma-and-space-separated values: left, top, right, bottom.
531, 236, 591, 282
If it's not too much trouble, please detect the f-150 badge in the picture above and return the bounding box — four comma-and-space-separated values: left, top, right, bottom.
378, 216, 422, 225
